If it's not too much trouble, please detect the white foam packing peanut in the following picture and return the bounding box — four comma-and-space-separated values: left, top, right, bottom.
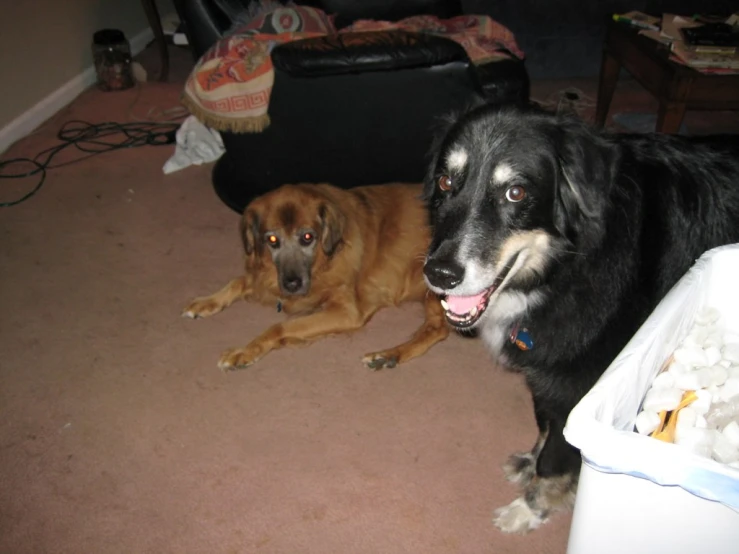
723, 420, 739, 446
723, 344, 739, 364
667, 361, 690, 376
705, 346, 722, 366
635, 410, 661, 435
684, 328, 708, 348
691, 389, 713, 416
673, 371, 703, 391
642, 387, 683, 413
695, 414, 708, 429
695, 307, 720, 325
650, 371, 675, 389
676, 406, 697, 429
673, 346, 708, 368
708, 365, 729, 387
720, 378, 739, 402
674, 427, 716, 459
635, 307, 739, 467
712, 432, 739, 464
705, 333, 724, 348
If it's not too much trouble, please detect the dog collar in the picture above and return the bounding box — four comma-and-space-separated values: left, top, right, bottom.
510, 322, 533, 351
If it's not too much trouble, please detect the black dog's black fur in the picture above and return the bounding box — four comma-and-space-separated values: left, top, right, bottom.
422, 104, 739, 532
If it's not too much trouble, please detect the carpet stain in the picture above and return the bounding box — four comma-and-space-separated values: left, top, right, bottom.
302, 504, 328, 522
254, 534, 272, 548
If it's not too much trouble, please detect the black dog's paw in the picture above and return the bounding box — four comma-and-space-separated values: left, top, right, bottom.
493, 497, 547, 534
502, 452, 536, 485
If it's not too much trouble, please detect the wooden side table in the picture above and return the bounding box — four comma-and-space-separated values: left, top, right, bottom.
595, 18, 739, 134
140, 0, 169, 82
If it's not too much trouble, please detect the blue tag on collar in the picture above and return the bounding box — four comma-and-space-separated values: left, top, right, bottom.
510, 323, 533, 351
276, 301, 282, 313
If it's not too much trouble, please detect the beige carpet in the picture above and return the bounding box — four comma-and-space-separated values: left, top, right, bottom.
2, 44, 738, 554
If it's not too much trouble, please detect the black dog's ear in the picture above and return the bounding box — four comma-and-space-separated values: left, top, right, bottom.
423, 112, 460, 201
318, 201, 345, 257
422, 98, 487, 202
240, 209, 261, 256
553, 119, 619, 246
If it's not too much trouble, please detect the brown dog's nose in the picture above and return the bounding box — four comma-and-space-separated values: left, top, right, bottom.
424, 258, 465, 289
282, 275, 303, 294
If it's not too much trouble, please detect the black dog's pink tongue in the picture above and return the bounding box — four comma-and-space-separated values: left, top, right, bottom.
444, 293, 485, 315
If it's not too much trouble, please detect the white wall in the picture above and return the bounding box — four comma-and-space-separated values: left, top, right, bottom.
0, 0, 173, 138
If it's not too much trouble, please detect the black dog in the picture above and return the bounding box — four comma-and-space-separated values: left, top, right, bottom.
422, 104, 739, 533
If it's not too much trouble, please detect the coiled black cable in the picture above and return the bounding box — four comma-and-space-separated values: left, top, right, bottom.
0, 119, 180, 207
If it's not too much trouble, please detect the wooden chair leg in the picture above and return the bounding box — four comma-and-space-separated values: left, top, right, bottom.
656, 101, 688, 134
595, 49, 620, 127
140, 0, 170, 82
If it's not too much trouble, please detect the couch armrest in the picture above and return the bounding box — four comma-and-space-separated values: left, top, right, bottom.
271, 30, 468, 77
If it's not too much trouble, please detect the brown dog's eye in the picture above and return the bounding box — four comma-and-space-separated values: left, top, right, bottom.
505, 185, 526, 203
266, 234, 280, 248
300, 232, 314, 246
438, 175, 453, 192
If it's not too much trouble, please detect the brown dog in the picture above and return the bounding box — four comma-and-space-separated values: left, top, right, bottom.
183, 182, 449, 370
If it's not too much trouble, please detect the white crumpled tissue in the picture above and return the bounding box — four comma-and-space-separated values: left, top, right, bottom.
162, 115, 224, 174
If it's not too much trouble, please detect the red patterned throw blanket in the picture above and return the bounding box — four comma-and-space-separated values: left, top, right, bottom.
182, 6, 524, 133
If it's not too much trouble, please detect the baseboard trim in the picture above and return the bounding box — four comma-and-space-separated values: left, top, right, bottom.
0, 27, 155, 155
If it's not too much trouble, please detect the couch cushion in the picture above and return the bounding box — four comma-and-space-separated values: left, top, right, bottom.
272, 30, 468, 76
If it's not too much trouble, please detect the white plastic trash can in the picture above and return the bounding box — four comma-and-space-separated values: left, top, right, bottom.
564, 245, 739, 554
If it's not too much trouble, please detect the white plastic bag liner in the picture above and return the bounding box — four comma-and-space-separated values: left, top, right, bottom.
564, 244, 739, 511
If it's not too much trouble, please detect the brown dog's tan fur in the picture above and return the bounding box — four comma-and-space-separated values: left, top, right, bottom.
183, 182, 449, 370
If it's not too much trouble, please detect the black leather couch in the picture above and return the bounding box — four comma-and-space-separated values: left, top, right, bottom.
174, 0, 530, 212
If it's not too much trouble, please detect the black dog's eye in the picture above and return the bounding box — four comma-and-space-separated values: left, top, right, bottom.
266, 234, 280, 248
505, 185, 526, 203
299, 232, 314, 246
438, 175, 453, 192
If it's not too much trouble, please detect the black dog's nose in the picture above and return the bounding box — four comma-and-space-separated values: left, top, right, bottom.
282, 275, 303, 294
424, 258, 465, 289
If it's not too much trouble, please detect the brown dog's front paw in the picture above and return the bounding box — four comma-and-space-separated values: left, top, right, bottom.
217, 346, 262, 371
362, 351, 399, 370
182, 296, 225, 319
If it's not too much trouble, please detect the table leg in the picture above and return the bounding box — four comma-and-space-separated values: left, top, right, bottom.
656, 102, 688, 134
595, 50, 620, 127
141, 0, 169, 82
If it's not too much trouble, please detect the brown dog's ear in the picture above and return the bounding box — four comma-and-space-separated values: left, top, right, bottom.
318, 201, 345, 257
240, 210, 261, 256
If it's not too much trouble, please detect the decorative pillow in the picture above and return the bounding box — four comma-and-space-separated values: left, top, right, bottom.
228, 2, 335, 36
328, 0, 462, 29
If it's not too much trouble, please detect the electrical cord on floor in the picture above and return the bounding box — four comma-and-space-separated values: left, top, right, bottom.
0, 119, 181, 208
